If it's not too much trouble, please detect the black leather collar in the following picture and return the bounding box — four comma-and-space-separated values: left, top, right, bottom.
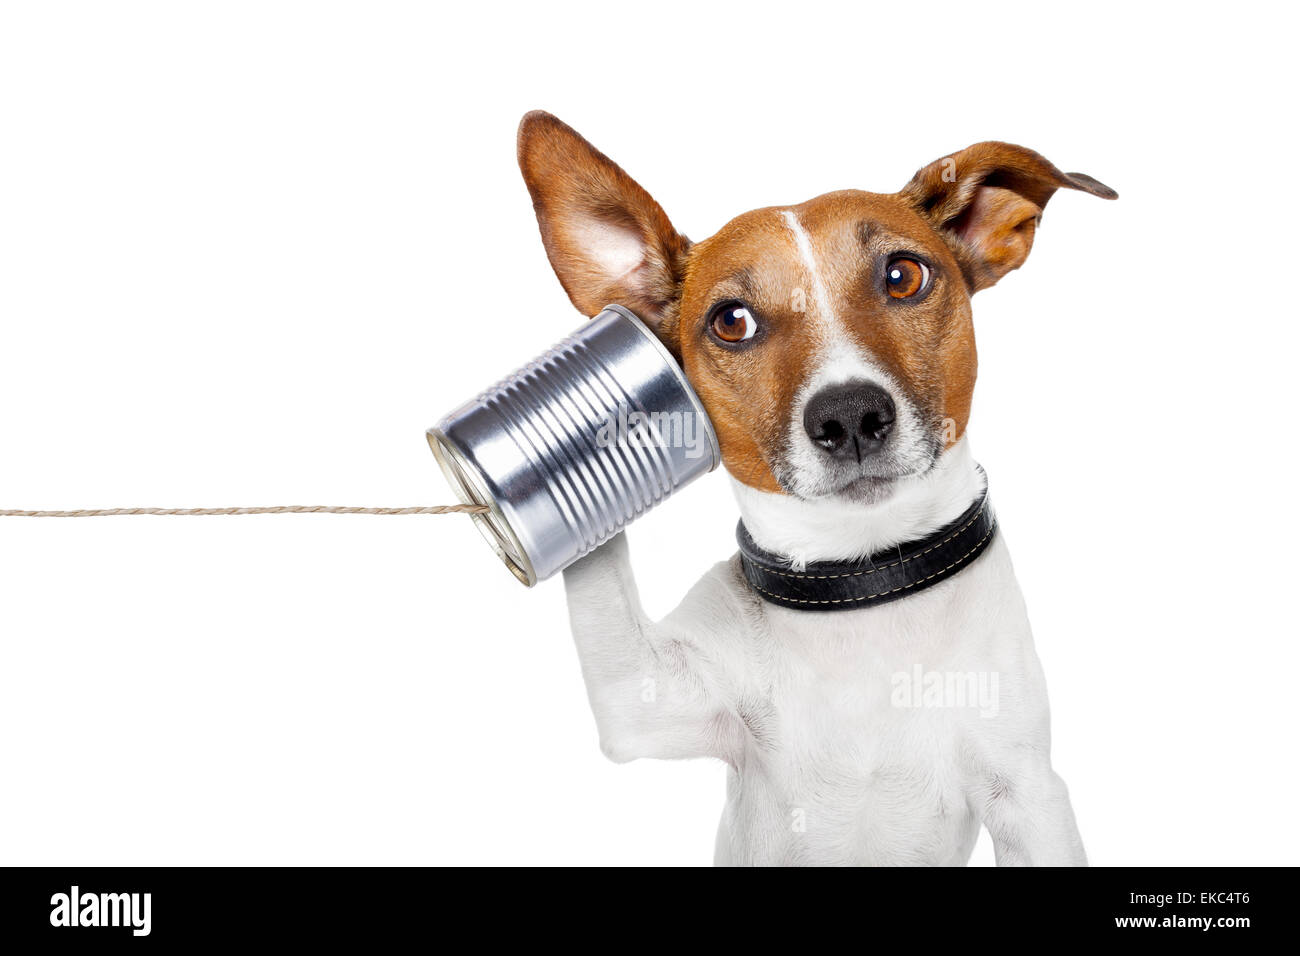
736, 478, 997, 611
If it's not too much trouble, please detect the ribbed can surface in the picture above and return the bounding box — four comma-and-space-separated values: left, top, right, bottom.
429, 306, 720, 585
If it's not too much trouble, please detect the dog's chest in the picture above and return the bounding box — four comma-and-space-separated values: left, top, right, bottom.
737, 622, 974, 862
718, 538, 1028, 864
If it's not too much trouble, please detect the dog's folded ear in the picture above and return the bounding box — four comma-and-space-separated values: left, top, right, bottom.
900, 142, 1116, 292
518, 111, 690, 336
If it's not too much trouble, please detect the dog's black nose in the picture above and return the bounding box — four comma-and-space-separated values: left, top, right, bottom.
803, 381, 896, 460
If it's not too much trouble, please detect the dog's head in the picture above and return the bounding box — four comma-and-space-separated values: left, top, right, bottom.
518, 111, 1115, 504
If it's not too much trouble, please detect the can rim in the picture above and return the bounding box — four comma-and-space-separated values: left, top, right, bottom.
427, 427, 538, 587
599, 304, 723, 472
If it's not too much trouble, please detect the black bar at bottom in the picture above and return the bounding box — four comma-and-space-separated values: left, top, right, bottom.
0, 866, 1283, 944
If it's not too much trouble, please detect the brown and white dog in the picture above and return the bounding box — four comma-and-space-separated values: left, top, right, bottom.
517, 111, 1115, 866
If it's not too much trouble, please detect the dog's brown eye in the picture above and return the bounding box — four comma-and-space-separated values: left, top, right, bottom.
886, 258, 929, 299
710, 302, 757, 343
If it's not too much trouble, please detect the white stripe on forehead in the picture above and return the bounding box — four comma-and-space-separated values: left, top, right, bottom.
780, 210, 835, 330
780, 208, 854, 357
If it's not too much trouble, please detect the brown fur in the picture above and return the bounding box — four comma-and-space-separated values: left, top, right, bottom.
517, 112, 1115, 494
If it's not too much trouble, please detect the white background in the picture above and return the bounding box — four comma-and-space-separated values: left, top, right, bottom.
2, 1, 1297, 866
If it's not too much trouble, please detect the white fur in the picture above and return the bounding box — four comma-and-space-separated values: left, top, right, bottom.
573, 216, 647, 284
734, 436, 985, 567
561, 441, 1085, 866
780, 210, 841, 343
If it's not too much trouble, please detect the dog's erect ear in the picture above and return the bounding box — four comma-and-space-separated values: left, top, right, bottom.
518, 111, 690, 334
900, 142, 1116, 292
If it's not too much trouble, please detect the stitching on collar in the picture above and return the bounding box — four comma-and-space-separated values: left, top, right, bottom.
749, 518, 996, 606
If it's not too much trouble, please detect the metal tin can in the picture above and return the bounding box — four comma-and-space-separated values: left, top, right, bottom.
428, 305, 721, 585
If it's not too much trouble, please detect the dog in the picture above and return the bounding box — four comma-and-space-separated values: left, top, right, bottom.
516, 110, 1115, 866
